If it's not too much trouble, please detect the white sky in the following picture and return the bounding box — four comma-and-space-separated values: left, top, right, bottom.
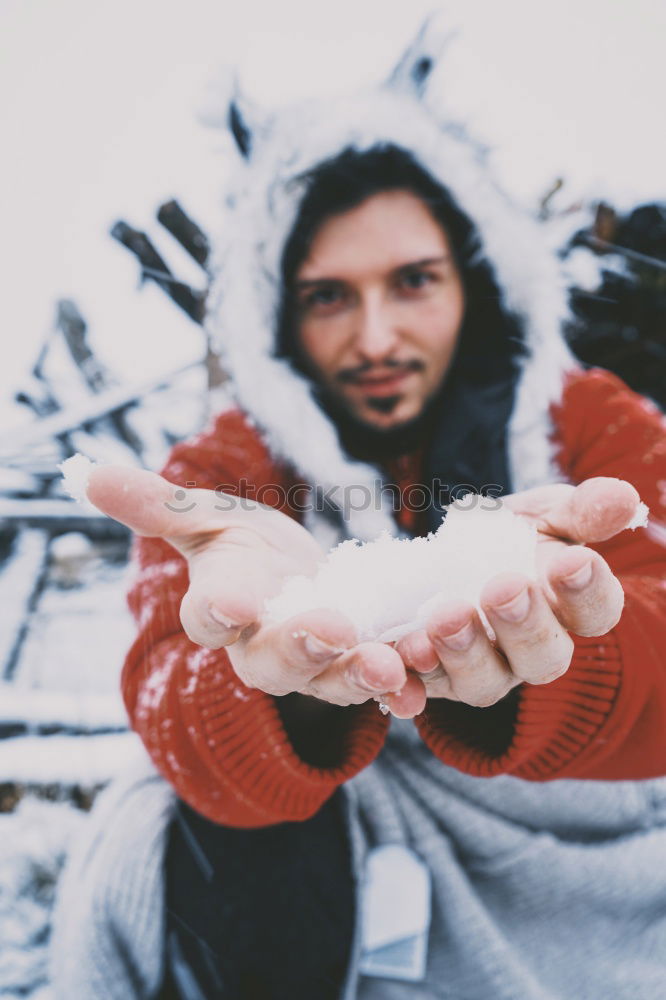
1, 0, 664, 428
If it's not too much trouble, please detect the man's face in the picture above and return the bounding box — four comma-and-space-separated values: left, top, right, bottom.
294, 189, 466, 431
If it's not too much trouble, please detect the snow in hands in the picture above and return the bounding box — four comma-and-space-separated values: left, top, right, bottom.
266, 500, 540, 643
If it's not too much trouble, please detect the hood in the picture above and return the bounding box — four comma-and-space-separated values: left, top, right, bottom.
204, 15, 577, 540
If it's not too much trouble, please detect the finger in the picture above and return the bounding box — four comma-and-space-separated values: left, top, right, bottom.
86, 465, 238, 541
186, 543, 276, 634
426, 601, 517, 708
545, 547, 625, 637
396, 629, 440, 674
419, 670, 458, 700
393, 631, 458, 702
481, 573, 574, 685
180, 586, 255, 649
236, 611, 358, 696
310, 642, 407, 707
534, 477, 642, 544
379, 673, 428, 719
179, 535, 292, 648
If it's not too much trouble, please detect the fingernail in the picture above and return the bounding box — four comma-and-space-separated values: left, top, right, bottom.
209, 606, 242, 629
493, 588, 530, 623
303, 633, 341, 661
441, 620, 475, 651
350, 667, 385, 693
561, 561, 593, 590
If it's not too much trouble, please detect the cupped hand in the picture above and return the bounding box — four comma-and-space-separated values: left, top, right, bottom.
86, 467, 425, 716
395, 477, 640, 712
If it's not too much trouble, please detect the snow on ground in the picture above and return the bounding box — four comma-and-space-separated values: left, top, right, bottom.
0, 684, 126, 732
0, 531, 142, 995
0, 798, 85, 999
14, 545, 135, 697
0, 733, 142, 786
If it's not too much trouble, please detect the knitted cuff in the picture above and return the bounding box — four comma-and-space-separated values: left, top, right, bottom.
414, 632, 623, 780
164, 646, 390, 826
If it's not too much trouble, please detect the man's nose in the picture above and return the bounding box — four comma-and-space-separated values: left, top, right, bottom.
353, 297, 400, 362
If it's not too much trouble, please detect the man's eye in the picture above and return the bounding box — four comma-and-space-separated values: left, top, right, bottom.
302, 286, 343, 309
399, 270, 434, 290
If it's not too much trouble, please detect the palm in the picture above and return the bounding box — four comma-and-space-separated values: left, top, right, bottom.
85, 464, 324, 632
84, 465, 412, 709
397, 476, 642, 708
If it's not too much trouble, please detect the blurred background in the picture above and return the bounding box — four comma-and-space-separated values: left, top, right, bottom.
2, 0, 665, 420
1, 1, 664, 995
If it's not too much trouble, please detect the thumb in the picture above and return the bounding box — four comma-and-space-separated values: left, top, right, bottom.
85, 465, 223, 540
538, 477, 643, 544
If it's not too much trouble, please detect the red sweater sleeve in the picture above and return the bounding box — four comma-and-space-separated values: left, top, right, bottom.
122, 409, 389, 827
415, 368, 666, 781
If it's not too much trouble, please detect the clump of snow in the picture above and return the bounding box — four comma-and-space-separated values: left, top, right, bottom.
49, 531, 96, 589
49, 532, 93, 561
265, 501, 537, 642
57, 454, 97, 502
627, 501, 649, 530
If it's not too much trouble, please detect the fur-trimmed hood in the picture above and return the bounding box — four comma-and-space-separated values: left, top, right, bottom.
204, 15, 577, 540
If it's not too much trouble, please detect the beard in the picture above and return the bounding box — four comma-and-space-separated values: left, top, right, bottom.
314, 383, 442, 464
286, 336, 446, 463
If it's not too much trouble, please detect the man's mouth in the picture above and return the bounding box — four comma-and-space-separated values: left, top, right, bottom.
338, 362, 422, 397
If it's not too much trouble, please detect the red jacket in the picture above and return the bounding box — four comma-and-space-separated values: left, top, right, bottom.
122, 368, 666, 827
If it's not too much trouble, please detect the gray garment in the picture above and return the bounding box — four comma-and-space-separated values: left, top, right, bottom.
50, 727, 666, 1000
50, 743, 175, 1000
346, 721, 666, 1000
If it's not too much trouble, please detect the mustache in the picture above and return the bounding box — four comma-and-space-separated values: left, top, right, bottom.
337, 359, 424, 384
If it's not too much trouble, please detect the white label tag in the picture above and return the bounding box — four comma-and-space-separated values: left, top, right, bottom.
358, 844, 431, 982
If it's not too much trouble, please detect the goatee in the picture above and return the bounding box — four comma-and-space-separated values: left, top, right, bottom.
316, 387, 441, 463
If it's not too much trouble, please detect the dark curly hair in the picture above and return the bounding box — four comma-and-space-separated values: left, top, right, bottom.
275, 143, 526, 514
276, 143, 527, 392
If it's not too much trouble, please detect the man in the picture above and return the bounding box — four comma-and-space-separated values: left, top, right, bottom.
52, 18, 666, 1000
